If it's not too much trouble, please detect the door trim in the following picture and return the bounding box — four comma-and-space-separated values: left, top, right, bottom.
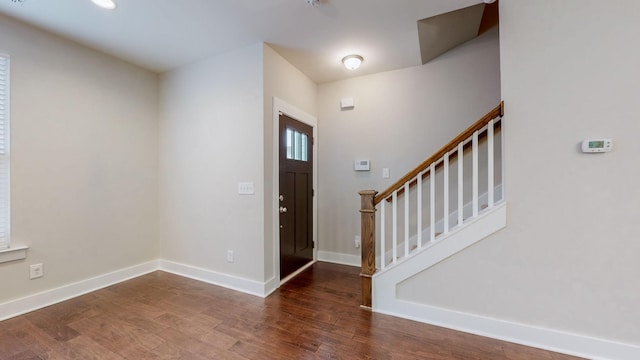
272, 97, 318, 286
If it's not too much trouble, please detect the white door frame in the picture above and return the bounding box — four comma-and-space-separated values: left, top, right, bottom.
272, 97, 318, 285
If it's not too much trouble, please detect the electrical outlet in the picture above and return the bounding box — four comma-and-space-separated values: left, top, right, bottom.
226, 250, 234, 263
355, 235, 361, 248
30, 263, 43, 279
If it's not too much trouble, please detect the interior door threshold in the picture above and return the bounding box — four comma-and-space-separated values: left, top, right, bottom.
280, 260, 316, 286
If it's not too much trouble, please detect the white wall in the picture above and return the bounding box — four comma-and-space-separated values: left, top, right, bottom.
262, 45, 317, 283
398, 0, 640, 346
158, 44, 265, 282
317, 28, 501, 258
0, 15, 159, 303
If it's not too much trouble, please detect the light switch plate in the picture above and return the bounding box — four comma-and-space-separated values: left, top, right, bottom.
238, 182, 255, 195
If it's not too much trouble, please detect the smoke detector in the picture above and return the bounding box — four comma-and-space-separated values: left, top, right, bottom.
306, 0, 319, 7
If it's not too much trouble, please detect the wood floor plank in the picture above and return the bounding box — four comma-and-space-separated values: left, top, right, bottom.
148, 341, 210, 360
198, 328, 239, 351
155, 327, 227, 359
1, 317, 83, 359
0, 331, 25, 359
62, 335, 125, 360
0, 263, 584, 360
23, 311, 81, 343
3, 350, 40, 360
67, 315, 165, 354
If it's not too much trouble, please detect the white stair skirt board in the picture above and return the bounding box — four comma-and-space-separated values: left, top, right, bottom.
0, 260, 159, 322
317, 250, 360, 267
377, 184, 503, 268
376, 202, 507, 280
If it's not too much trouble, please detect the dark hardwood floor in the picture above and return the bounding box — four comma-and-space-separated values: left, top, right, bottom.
0, 262, 582, 359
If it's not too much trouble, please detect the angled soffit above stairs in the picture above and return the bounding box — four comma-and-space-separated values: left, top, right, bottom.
418, 1, 499, 64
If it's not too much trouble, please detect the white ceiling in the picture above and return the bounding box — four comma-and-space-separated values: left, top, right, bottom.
0, 0, 483, 83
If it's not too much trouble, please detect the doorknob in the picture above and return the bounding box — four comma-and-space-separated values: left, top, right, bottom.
279, 206, 287, 214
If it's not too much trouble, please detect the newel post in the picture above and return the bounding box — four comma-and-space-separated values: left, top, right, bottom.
359, 190, 378, 310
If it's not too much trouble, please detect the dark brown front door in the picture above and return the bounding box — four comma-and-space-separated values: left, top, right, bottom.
279, 113, 313, 279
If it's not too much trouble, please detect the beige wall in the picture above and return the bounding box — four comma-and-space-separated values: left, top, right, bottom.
398, 0, 640, 345
0, 15, 159, 303
262, 45, 317, 282
158, 44, 266, 282
317, 28, 501, 257
9, 1, 634, 348
158, 43, 317, 286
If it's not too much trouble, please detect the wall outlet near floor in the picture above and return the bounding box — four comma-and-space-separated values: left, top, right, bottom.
30, 263, 44, 279
226, 250, 234, 263
355, 235, 361, 248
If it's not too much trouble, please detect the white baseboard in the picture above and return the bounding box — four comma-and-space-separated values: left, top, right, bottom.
317, 250, 360, 267
0, 259, 277, 322
376, 301, 640, 360
263, 276, 279, 297
158, 260, 268, 298
4, 256, 635, 359
0, 260, 159, 321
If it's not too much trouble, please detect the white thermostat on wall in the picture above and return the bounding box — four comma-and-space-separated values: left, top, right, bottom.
354, 160, 370, 171
581, 139, 613, 153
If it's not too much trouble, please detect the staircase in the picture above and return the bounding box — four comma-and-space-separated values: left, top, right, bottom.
358, 102, 505, 310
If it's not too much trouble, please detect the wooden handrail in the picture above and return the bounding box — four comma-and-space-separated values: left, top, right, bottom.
374, 102, 504, 205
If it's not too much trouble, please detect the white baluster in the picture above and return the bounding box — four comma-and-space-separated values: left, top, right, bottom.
443, 152, 449, 234
430, 163, 435, 242
457, 142, 464, 226
488, 119, 494, 208
472, 130, 479, 218
392, 191, 397, 265
417, 172, 422, 249
404, 182, 409, 257
500, 118, 505, 201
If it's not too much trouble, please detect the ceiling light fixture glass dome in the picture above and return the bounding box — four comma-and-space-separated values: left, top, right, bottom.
91, 0, 117, 10
342, 55, 363, 70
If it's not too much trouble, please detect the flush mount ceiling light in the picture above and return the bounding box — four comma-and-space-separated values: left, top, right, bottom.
91, 0, 117, 10
342, 55, 363, 70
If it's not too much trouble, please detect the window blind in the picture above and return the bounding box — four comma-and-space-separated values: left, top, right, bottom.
0, 55, 10, 250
